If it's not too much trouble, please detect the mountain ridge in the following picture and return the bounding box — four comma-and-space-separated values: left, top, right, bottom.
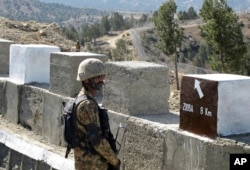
0, 0, 107, 26
39, 0, 250, 12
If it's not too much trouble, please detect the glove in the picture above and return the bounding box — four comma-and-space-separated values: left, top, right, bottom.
114, 159, 121, 168
108, 159, 120, 170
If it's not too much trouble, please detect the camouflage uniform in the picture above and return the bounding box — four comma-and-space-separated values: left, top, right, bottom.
74, 88, 118, 170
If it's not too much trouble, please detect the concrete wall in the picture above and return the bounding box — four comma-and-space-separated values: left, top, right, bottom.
123, 116, 250, 170
1, 76, 250, 170
0, 130, 74, 170
0, 39, 14, 74
5, 80, 23, 124
0, 77, 129, 147
0, 78, 6, 115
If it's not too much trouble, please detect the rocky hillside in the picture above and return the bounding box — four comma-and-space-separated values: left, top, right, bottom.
0, 17, 77, 52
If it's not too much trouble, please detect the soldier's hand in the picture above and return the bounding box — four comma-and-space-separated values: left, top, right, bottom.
113, 158, 120, 168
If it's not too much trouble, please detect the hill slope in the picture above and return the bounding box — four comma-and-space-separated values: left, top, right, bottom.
0, 0, 106, 25
0, 17, 76, 51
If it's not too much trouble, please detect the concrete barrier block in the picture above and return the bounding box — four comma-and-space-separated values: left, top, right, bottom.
20, 85, 46, 136
9, 150, 22, 170
49, 52, 107, 97
22, 155, 36, 170
43, 91, 63, 145
164, 127, 250, 170
103, 61, 169, 115
0, 78, 7, 115
9, 44, 60, 84
107, 110, 129, 143
36, 161, 51, 170
180, 74, 250, 138
60, 96, 72, 147
0, 143, 9, 168
0, 129, 74, 170
5, 80, 22, 124
204, 135, 250, 170
163, 128, 207, 170
123, 116, 215, 170
122, 116, 250, 170
123, 117, 166, 170
0, 39, 14, 74
106, 109, 129, 167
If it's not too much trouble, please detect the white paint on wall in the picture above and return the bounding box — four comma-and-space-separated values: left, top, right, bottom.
217, 78, 250, 136
187, 73, 250, 81
9, 44, 60, 84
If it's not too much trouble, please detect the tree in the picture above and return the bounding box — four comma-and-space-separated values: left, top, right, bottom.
80, 25, 92, 43
198, 44, 209, 68
138, 14, 148, 26
199, 0, 247, 74
187, 7, 198, 19
112, 39, 132, 61
62, 25, 79, 41
100, 16, 110, 35
109, 12, 124, 31
90, 23, 101, 45
153, 0, 183, 90
178, 7, 198, 20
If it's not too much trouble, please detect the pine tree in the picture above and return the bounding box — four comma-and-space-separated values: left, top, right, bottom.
100, 16, 110, 35
199, 0, 247, 74
153, 0, 183, 90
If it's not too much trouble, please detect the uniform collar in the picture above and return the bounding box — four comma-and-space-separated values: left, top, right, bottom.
78, 87, 97, 102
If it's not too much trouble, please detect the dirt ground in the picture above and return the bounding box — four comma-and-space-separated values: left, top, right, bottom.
168, 71, 181, 114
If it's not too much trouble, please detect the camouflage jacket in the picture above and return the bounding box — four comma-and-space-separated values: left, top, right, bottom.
74, 88, 118, 170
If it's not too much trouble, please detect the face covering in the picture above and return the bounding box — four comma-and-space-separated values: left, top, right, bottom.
90, 78, 104, 90
94, 81, 104, 90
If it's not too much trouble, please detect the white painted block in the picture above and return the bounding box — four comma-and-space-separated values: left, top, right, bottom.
180, 74, 250, 138
9, 44, 60, 84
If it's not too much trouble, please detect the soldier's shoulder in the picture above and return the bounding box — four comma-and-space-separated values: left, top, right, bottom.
77, 98, 97, 110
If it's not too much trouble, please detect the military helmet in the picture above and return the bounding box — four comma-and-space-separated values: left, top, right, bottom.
77, 58, 106, 81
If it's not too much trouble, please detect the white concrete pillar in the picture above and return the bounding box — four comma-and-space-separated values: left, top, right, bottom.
9, 44, 60, 84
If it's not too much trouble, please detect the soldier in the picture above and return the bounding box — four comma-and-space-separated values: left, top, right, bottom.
76, 40, 81, 52
74, 58, 120, 170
